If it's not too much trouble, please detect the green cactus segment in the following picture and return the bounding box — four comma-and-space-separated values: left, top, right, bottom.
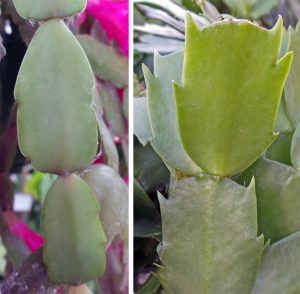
77, 35, 128, 88
134, 97, 152, 146
12, 0, 86, 21
15, 20, 97, 175
42, 174, 106, 285
285, 22, 300, 127
237, 158, 300, 243
81, 164, 128, 246
291, 120, 300, 171
252, 232, 300, 294
143, 50, 201, 176
174, 15, 292, 177
157, 176, 263, 294
266, 129, 294, 166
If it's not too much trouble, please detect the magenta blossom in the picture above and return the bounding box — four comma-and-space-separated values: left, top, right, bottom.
79, 0, 128, 56
4, 211, 44, 252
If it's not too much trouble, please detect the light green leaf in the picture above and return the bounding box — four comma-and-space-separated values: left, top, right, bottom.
15, 20, 97, 175
251, 0, 277, 19
143, 50, 201, 175
253, 232, 300, 294
77, 35, 128, 88
237, 158, 300, 243
285, 22, 300, 126
100, 82, 126, 138
174, 15, 292, 177
81, 164, 128, 245
291, 123, 300, 170
275, 95, 292, 132
266, 129, 294, 166
42, 174, 106, 285
97, 115, 119, 172
223, 0, 255, 16
13, 0, 86, 21
157, 176, 263, 294
134, 97, 152, 146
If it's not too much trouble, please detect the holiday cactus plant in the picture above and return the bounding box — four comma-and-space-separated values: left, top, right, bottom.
135, 8, 300, 293
13, 0, 106, 285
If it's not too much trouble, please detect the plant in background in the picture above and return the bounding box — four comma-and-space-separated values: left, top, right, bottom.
13, 0, 106, 285
134, 1, 300, 292
0, 0, 128, 292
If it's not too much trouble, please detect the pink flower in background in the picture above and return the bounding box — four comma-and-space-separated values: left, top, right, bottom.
4, 211, 44, 252
79, 0, 129, 56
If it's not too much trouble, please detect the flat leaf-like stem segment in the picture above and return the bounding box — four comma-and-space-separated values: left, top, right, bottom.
157, 176, 263, 294
285, 21, 300, 127
13, 0, 86, 21
42, 174, 106, 285
81, 164, 128, 246
291, 124, 300, 170
77, 35, 128, 88
143, 50, 201, 175
237, 158, 300, 243
15, 20, 97, 175
253, 232, 300, 293
133, 97, 152, 146
174, 15, 292, 177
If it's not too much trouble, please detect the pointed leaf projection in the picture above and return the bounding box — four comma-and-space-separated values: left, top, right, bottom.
15, 20, 98, 175
143, 50, 201, 175
237, 158, 300, 243
253, 232, 300, 293
285, 22, 300, 127
81, 164, 128, 246
174, 15, 292, 177
134, 97, 152, 146
13, 0, 86, 21
42, 174, 106, 285
157, 176, 263, 294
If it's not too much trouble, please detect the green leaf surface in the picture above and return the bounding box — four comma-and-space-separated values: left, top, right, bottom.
81, 164, 128, 245
15, 20, 97, 175
13, 0, 86, 20
174, 15, 292, 177
291, 123, 300, 171
143, 50, 201, 176
252, 232, 300, 294
97, 115, 119, 172
157, 176, 263, 294
134, 179, 161, 239
42, 174, 106, 285
285, 22, 300, 126
137, 274, 161, 294
134, 97, 152, 146
77, 35, 128, 88
266, 129, 294, 166
237, 158, 300, 243
275, 95, 292, 132
223, 0, 255, 16
251, 0, 277, 19
134, 143, 169, 194
100, 82, 126, 138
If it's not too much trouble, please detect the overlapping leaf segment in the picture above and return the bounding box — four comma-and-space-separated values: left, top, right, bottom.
13, 0, 106, 285
135, 12, 300, 293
